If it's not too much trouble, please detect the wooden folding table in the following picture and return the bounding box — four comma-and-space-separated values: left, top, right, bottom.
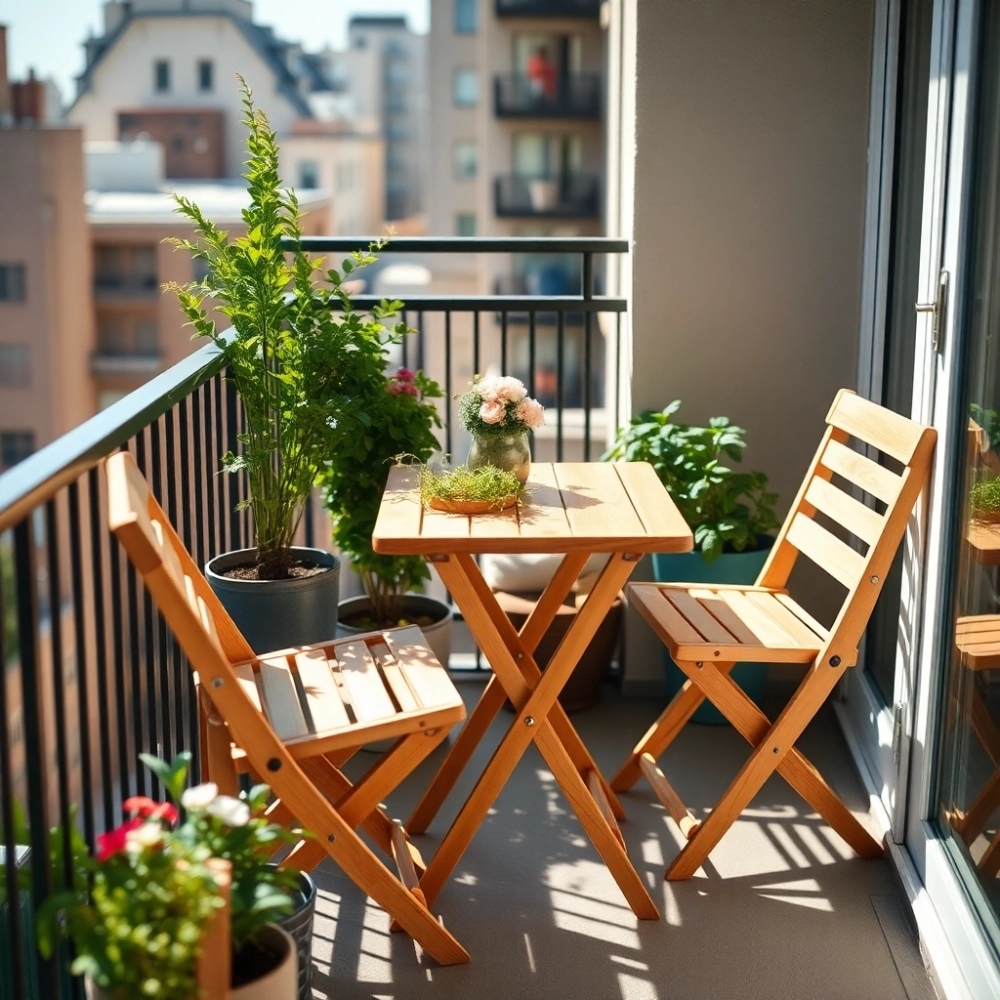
372, 461, 693, 919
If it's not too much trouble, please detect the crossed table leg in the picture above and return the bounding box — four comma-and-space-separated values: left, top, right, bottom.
413, 550, 660, 920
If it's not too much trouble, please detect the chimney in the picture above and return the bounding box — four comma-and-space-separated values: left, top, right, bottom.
0, 25, 12, 122
12, 68, 45, 124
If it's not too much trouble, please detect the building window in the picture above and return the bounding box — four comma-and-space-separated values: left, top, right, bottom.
298, 161, 320, 190
454, 140, 478, 179
0, 432, 34, 470
455, 0, 478, 33
0, 264, 26, 302
453, 69, 479, 108
0, 345, 30, 387
154, 59, 171, 93
198, 60, 214, 92
94, 246, 156, 293
456, 213, 477, 237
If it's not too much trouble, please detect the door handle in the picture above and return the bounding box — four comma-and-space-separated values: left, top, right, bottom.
914, 269, 949, 353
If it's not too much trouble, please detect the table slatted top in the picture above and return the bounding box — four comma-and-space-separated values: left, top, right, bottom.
968, 521, 1000, 565
372, 462, 694, 555
956, 615, 1000, 670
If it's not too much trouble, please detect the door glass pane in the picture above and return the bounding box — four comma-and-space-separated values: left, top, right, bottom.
864, 0, 934, 706
934, 0, 1000, 938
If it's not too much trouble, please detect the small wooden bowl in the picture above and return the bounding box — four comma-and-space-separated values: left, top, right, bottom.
428, 495, 518, 515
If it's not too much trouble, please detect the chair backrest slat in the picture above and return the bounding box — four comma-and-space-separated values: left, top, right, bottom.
755, 389, 936, 664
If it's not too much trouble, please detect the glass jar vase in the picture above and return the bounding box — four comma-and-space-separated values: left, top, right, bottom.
467, 432, 531, 484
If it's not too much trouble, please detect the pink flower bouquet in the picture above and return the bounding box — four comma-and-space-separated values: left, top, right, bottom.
458, 374, 545, 438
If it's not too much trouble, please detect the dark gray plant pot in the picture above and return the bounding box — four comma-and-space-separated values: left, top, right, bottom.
206, 547, 340, 655
274, 868, 316, 1000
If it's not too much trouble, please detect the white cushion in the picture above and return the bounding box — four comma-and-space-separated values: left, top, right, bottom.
481, 553, 610, 594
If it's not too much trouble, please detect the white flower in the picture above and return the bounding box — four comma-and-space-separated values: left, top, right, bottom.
515, 397, 545, 429
484, 376, 526, 403
206, 795, 250, 828
479, 398, 506, 425
180, 782, 218, 812
126, 822, 164, 851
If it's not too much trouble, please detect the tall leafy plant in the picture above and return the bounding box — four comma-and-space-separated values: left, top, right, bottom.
604, 400, 779, 562
168, 77, 403, 579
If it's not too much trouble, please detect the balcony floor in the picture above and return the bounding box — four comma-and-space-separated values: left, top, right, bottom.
307, 678, 937, 1000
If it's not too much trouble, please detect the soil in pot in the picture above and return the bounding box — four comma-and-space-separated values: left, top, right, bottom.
340, 610, 439, 630
221, 558, 331, 581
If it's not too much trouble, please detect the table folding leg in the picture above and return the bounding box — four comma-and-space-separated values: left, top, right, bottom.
416, 550, 660, 920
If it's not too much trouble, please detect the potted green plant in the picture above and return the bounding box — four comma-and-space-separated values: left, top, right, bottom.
604, 401, 779, 723
168, 78, 396, 653
320, 368, 454, 666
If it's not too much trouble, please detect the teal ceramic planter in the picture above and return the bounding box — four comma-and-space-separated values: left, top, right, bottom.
652, 537, 774, 724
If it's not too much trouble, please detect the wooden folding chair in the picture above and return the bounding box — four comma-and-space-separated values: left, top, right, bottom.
105, 450, 470, 965
611, 390, 936, 880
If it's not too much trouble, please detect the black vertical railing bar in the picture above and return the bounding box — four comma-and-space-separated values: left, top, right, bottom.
67, 482, 95, 852
556, 312, 565, 461
225, 376, 241, 554
444, 311, 453, 459
191, 388, 206, 570
145, 422, 164, 794
163, 408, 180, 765
200, 384, 217, 571
129, 435, 148, 797
44, 498, 75, 894
528, 310, 537, 455
177, 398, 197, 768
416, 311, 425, 373
212, 375, 228, 557
501, 312, 508, 374
473, 311, 481, 376
87, 468, 114, 831
401, 309, 409, 370
0, 554, 27, 1000
615, 312, 622, 446
13, 517, 58, 999
583, 251, 594, 461
108, 530, 132, 809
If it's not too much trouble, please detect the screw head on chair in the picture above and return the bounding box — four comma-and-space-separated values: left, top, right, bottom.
211, 677, 224, 689
267, 758, 282, 771
524, 716, 535, 727
829, 656, 842, 667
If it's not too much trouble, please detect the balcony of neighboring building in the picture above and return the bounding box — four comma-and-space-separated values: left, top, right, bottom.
495, 0, 602, 17
90, 314, 161, 376
494, 72, 601, 118
495, 173, 600, 218
93, 244, 159, 300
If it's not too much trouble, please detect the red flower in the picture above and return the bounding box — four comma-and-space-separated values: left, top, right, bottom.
124, 796, 179, 825
396, 368, 415, 382
96, 818, 143, 862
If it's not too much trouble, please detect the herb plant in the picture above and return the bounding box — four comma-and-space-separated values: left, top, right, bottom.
319, 368, 444, 627
603, 400, 779, 562
419, 464, 524, 508
168, 77, 402, 579
970, 476, 1000, 520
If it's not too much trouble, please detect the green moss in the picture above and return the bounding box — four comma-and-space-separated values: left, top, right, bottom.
419, 464, 525, 507
971, 477, 1000, 516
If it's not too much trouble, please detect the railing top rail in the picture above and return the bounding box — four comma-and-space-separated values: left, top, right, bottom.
0, 338, 225, 533
347, 295, 626, 312
287, 237, 629, 254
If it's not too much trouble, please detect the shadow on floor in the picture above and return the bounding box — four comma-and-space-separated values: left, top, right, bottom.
306, 679, 935, 1000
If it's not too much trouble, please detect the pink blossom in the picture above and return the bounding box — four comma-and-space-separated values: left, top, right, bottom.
123, 796, 179, 825
398, 383, 419, 396
478, 375, 525, 403
387, 383, 403, 395
479, 398, 506, 425
396, 368, 415, 382
515, 397, 545, 429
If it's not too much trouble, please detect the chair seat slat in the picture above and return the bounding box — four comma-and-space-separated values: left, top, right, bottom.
295, 648, 351, 733
716, 589, 799, 648
774, 594, 830, 640
686, 589, 761, 645
744, 592, 825, 649
662, 590, 737, 645
369, 639, 421, 713
334, 642, 398, 722
385, 628, 465, 711
258, 656, 309, 739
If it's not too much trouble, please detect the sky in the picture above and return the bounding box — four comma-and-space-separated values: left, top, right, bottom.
0, 0, 429, 104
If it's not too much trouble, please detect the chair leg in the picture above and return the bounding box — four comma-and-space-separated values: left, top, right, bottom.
610, 668, 732, 792
667, 665, 843, 880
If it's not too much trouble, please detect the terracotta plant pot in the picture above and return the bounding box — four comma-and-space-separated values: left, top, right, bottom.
232, 923, 297, 1000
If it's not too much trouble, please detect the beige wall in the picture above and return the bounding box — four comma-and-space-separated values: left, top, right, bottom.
0, 126, 93, 454
69, 15, 299, 178
614, 0, 875, 691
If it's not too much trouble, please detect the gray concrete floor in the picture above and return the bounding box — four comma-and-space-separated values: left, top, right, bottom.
308, 677, 937, 1000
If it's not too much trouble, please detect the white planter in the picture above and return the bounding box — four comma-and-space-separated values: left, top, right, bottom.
528, 178, 560, 211
232, 924, 298, 1000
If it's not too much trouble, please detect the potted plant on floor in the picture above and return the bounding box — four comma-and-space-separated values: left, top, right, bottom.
604, 401, 780, 722
167, 78, 397, 653
320, 367, 455, 666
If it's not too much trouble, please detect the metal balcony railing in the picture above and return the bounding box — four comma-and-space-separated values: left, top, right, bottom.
494, 73, 601, 118
494, 175, 600, 218
495, 0, 602, 16
0, 237, 628, 998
